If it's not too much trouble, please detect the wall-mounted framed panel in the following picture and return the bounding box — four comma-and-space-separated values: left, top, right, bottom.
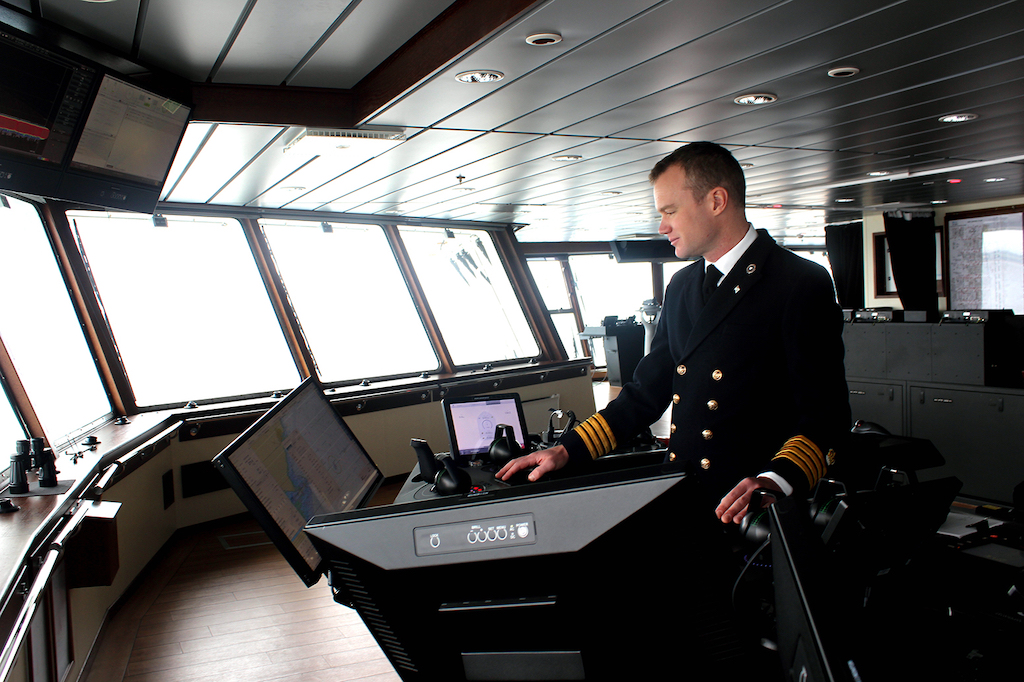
945, 205, 1024, 314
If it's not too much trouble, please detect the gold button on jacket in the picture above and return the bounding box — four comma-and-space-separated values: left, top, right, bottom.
700, 458, 711, 470
672, 394, 680, 404
702, 429, 713, 440
676, 364, 687, 376
707, 400, 718, 411
712, 369, 723, 381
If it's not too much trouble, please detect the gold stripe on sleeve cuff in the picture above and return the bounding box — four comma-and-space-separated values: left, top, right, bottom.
573, 414, 618, 460
772, 435, 827, 487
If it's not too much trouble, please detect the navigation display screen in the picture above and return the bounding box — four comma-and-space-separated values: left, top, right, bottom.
443, 393, 528, 459
213, 376, 382, 586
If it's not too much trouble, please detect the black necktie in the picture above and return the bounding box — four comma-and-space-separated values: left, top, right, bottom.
702, 264, 722, 305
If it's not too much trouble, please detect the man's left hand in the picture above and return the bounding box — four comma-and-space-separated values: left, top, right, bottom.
716, 476, 783, 524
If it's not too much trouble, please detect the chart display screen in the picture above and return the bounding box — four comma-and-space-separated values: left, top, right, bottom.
213, 376, 382, 585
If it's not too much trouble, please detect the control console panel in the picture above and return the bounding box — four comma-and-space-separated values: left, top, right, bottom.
414, 513, 535, 556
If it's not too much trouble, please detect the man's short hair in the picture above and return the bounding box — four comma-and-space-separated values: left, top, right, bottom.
649, 141, 746, 206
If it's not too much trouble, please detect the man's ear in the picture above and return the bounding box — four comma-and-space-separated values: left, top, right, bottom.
709, 186, 729, 215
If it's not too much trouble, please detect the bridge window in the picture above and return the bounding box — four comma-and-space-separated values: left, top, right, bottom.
399, 226, 539, 366
260, 219, 438, 382
526, 259, 586, 360
0, 196, 111, 444
68, 211, 300, 407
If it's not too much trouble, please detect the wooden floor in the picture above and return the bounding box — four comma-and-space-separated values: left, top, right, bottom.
83, 515, 401, 682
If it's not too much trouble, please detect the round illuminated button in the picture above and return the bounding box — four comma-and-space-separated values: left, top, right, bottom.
517, 524, 530, 539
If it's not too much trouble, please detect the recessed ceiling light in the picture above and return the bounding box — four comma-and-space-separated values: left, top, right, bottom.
525, 32, 562, 46
931, 200, 948, 205
827, 66, 860, 78
733, 93, 778, 105
867, 171, 890, 177
455, 70, 504, 84
835, 198, 855, 203
938, 113, 978, 123
552, 154, 583, 161
984, 177, 1006, 183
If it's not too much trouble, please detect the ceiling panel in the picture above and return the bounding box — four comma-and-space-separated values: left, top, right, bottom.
496, 0, 899, 135
564, 0, 1020, 140
40, 0, 140, 55
281, 128, 484, 209
214, 0, 358, 85
137, 0, 253, 82
165, 124, 284, 203
319, 131, 544, 212
290, 0, 457, 89
365, 0, 666, 129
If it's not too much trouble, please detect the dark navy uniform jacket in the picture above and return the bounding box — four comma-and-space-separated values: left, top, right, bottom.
562, 229, 851, 501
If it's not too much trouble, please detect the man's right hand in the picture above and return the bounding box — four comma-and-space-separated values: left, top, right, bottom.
496, 445, 570, 482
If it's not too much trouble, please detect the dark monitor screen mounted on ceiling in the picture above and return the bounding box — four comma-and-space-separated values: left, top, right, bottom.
0, 18, 191, 213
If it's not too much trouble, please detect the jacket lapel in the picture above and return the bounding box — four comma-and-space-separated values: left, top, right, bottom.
679, 230, 774, 359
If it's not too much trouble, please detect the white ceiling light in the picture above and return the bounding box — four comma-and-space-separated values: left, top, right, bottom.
867, 171, 891, 177
938, 113, 978, 123
835, 198, 855, 203
984, 177, 1006, 183
455, 70, 504, 83
283, 127, 405, 156
553, 154, 583, 161
526, 32, 562, 46
827, 66, 860, 78
733, 93, 778, 105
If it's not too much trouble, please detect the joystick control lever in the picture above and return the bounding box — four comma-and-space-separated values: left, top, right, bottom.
410, 438, 442, 483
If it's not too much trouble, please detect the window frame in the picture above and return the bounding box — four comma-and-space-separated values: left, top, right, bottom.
22, 200, 566, 422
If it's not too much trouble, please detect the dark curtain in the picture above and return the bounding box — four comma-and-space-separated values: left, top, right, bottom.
825, 222, 865, 309
883, 211, 937, 314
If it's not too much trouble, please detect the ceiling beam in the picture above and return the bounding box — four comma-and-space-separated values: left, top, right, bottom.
352, 0, 548, 124
189, 83, 357, 127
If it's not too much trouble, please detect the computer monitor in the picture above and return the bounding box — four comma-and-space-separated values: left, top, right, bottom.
213, 376, 383, 586
442, 393, 528, 462
58, 73, 190, 213
0, 15, 191, 213
0, 23, 98, 196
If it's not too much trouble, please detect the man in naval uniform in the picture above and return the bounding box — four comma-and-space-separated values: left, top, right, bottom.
498, 141, 851, 524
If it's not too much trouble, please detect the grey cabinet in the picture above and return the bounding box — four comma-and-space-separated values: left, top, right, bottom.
910, 385, 1024, 504
847, 380, 904, 435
